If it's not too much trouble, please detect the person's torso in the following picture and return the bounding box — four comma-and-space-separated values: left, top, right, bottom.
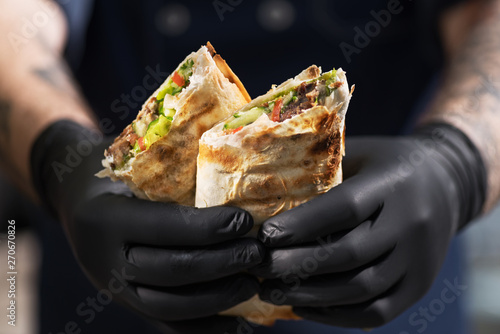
62, 0, 462, 136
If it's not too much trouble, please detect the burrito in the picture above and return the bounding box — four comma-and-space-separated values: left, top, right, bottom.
98, 43, 250, 205
196, 65, 353, 325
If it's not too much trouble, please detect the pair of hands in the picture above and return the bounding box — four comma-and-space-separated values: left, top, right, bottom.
31, 121, 484, 333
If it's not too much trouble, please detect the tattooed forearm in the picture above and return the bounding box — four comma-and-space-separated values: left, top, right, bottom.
422, 0, 500, 210
30, 33, 81, 99
0, 0, 95, 199
32, 60, 74, 95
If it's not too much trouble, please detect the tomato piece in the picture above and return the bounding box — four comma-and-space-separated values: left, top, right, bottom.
271, 98, 283, 122
172, 71, 185, 87
138, 137, 146, 151
228, 126, 243, 134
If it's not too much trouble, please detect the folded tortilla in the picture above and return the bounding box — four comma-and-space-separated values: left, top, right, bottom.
195, 65, 352, 325
98, 43, 250, 205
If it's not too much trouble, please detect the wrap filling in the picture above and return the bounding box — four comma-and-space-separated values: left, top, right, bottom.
106, 58, 194, 169
223, 69, 341, 133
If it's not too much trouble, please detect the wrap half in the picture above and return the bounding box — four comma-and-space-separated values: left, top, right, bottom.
195, 65, 353, 325
98, 43, 250, 205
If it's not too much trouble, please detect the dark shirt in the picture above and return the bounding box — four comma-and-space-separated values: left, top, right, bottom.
62, 0, 463, 136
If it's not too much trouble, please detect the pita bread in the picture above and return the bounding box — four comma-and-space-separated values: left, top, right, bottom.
196, 65, 353, 325
98, 43, 250, 205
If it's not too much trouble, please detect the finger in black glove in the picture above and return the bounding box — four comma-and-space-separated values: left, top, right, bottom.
251, 123, 486, 328
31, 120, 265, 334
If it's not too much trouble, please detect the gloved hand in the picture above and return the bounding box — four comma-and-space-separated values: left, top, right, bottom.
31, 120, 265, 334
251, 124, 486, 328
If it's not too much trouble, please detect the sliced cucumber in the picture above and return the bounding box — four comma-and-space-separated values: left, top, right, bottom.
141, 115, 173, 149
224, 107, 269, 130
163, 108, 176, 120
144, 132, 161, 149
147, 118, 159, 132
150, 115, 172, 137
156, 87, 168, 102
282, 91, 295, 107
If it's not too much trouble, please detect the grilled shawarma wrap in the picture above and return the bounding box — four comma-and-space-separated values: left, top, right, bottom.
98, 43, 250, 205
196, 65, 353, 325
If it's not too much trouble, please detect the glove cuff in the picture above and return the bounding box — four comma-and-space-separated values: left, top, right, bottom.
413, 123, 487, 230
30, 120, 103, 219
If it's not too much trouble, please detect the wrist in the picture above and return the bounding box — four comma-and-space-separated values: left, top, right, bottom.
30, 120, 104, 218
413, 123, 487, 230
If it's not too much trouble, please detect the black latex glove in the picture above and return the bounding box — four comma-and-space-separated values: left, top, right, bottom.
31, 120, 265, 334
251, 124, 486, 328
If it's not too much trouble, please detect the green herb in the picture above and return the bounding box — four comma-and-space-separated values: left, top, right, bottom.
156, 58, 195, 99
178, 59, 194, 79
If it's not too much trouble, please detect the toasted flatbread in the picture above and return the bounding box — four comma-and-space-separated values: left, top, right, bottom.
98, 43, 250, 205
196, 65, 353, 325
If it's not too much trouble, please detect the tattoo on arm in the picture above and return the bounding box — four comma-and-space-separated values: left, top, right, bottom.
30, 33, 81, 98
422, 0, 500, 210
32, 60, 74, 94
435, 16, 500, 110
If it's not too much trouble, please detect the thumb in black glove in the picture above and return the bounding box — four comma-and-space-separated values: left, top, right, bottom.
31, 120, 265, 334
250, 123, 486, 328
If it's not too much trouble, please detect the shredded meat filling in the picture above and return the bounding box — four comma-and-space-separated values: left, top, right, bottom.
106, 125, 135, 169
279, 82, 320, 122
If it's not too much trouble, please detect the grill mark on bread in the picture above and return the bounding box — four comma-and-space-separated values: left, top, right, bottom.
305, 65, 321, 79
200, 144, 242, 173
